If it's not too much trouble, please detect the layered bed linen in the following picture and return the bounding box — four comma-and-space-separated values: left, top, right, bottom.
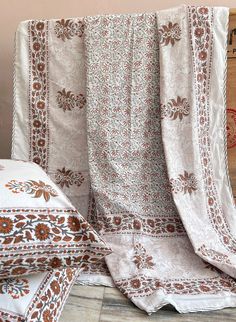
84, 6, 236, 313
12, 16, 111, 286
0, 268, 79, 322
12, 4, 236, 315
13, 18, 88, 216
0, 159, 111, 278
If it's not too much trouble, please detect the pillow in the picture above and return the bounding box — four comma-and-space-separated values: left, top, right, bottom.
0, 159, 111, 279
0, 268, 78, 322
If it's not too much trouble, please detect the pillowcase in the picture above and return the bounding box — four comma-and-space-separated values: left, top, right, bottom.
0, 268, 78, 322
0, 159, 111, 279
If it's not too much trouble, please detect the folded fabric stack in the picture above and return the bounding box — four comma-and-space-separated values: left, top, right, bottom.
0, 159, 111, 321
8, 3, 236, 320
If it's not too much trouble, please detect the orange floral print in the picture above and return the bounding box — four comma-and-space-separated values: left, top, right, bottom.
11, 267, 28, 276
42, 309, 53, 322
35, 223, 50, 240
0, 278, 29, 299
6, 180, 58, 202
67, 216, 81, 232
50, 280, 60, 295
50, 257, 62, 268
0, 217, 13, 234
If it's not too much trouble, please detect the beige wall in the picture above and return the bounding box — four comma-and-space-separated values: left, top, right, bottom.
0, 0, 235, 158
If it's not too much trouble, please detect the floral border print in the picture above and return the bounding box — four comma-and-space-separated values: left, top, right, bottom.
57, 89, 86, 112
189, 6, 236, 252
116, 273, 236, 298
54, 19, 84, 41
96, 212, 186, 236
161, 96, 190, 121
0, 208, 111, 279
6, 180, 58, 202
28, 20, 49, 171
170, 171, 197, 195
159, 22, 181, 46
198, 244, 232, 265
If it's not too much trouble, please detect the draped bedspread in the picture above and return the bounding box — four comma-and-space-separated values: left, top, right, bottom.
12, 5, 236, 313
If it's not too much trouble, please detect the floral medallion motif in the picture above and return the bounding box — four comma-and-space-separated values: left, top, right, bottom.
55, 167, 85, 188
0, 217, 14, 234
133, 244, 155, 269
0, 278, 29, 299
161, 96, 190, 121
159, 22, 181, 46
57, 89, 86, 112
54, 19, 84, 41
50, 280, 60, 295
6, 180, 58, 202
35, 223, 50, 240
170, 171, 197, 195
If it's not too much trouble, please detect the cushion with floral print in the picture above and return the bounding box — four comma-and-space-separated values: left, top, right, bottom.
0, 159, 111, 278
0, 268, 79, 322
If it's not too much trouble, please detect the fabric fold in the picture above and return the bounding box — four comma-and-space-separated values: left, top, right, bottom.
160, 6, 236, 279
12, 4, 236, 315
12, 17, 112, 286
84, 5, 236, 314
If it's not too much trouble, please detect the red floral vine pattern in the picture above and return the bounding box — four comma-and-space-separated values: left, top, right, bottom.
116, 273, 236, 298
159, 22, 181, 46
25, 268, 79, 322
28, 21, 49, 170
0, 278, 29, 299
6, 179, 58, 202
170, 171, 198, 195
133, 244, 155, 269
54, 19, 84, 41
189, 6, 236, 252
198, 244, 232, 265
96, 212, 185, 237
161, 96, 190, 120
57, 89, 86, 112
0, 208, 111, 279
55, 167, 85, 188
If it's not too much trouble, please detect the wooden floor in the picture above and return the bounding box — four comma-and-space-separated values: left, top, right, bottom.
60, 285, 236, 322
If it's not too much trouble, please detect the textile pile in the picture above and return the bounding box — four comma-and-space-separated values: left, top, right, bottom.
0, 4, 234, 321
